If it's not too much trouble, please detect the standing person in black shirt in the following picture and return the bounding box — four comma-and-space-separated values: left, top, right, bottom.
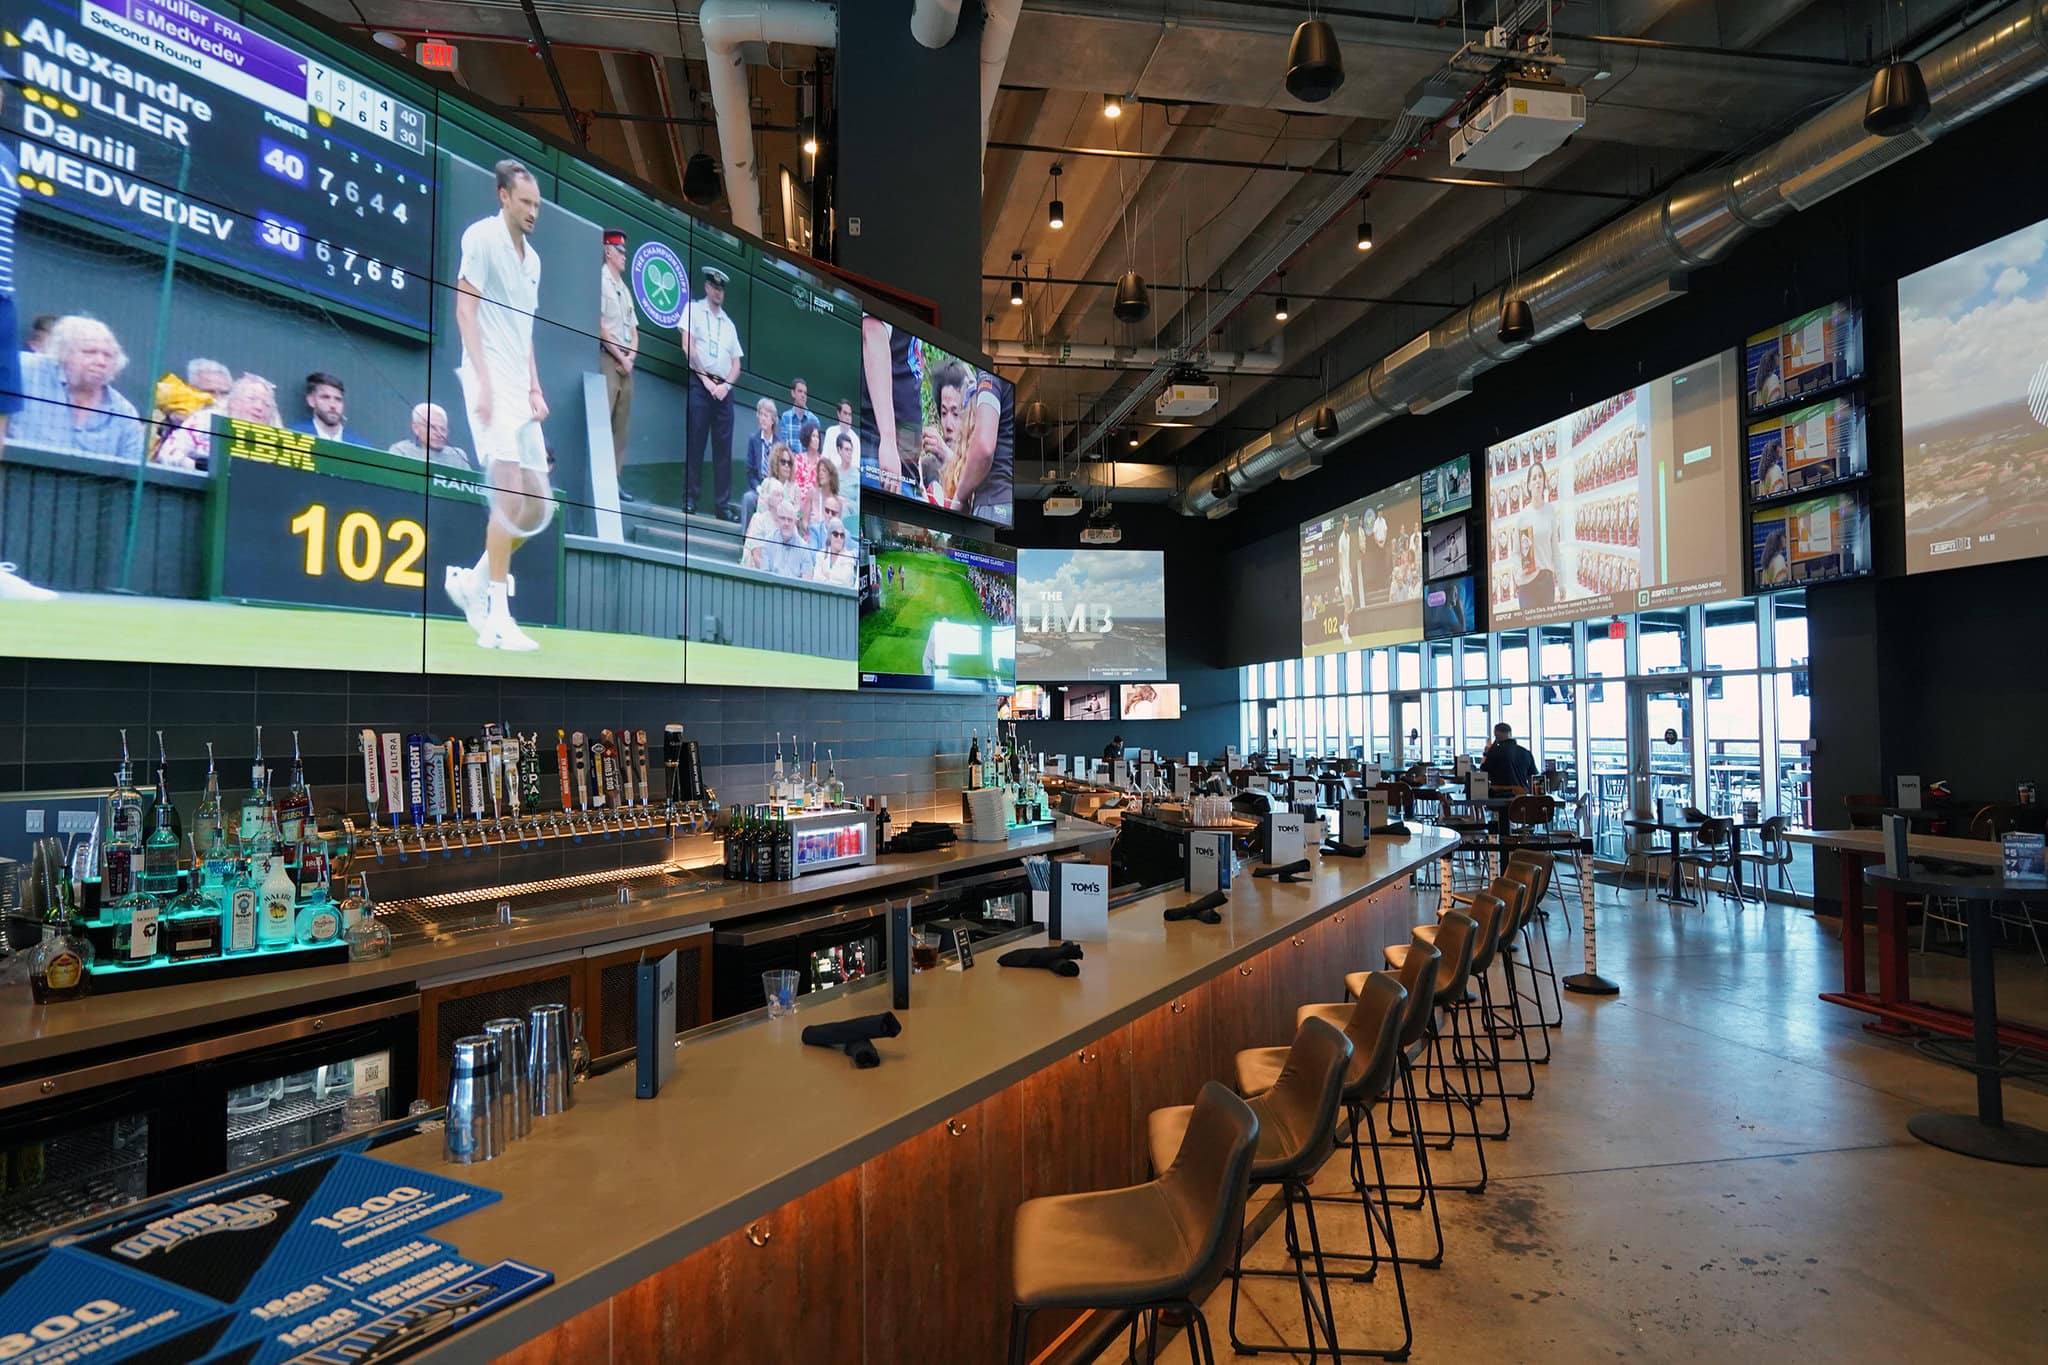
1480, 723, 1539, 790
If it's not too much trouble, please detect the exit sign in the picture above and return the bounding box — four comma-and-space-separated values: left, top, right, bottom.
415, 39, 460, 71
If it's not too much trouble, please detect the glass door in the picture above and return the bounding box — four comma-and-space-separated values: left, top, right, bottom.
1586, 679, 1630, 860
1390, 692, 1422, 772
1630, 680, 1696, 819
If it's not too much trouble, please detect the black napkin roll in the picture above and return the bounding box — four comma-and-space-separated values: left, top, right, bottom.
843, 1039, 881, 1069
1165, 890, 1228, 924
999, 943, 1084, 976
1252, 858, 1313, 879
800, 1012, 904, 1048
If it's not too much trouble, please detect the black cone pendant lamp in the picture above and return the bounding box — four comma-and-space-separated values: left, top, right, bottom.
1313, 405, 1340, 440
1285, 16, 1345, 103
1863, 59, 1929, 136
1498, 297, 1535, 344
1114, 270, 1151, 322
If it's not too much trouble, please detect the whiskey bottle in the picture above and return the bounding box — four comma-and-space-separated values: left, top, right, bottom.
239, 727, 276, 850
31, 868, 92, 1003
191, 741, 224, 854
102, 730, 144, 901
276, 730, 312, 845
162, 835, 224, 963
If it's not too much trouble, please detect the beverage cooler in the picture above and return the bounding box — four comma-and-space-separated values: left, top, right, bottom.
711, 897, 890, 1017
0, 995, 418, 1245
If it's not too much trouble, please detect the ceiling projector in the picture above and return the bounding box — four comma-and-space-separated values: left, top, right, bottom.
1157, 382, 1220, 418
1042, 479, 1084, 516
1449, 80, 1585, 172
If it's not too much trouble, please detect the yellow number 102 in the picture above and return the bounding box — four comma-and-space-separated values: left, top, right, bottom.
289, 503, 427, 588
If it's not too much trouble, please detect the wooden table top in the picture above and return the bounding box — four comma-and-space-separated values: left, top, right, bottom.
1783, 827, 2004, 867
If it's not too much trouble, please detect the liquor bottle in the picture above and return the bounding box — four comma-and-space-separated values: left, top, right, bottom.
772, 732, 787, 804
192, 741, 224, 854
239, 727, 275, 851
827, 750, 845, 807
150, 730, 182, 848
877, 795, 892, 848
343, 875, 393, 962
224, 856, 259, 955
967, 730, 982, 788
103, 730, 145, 901
257, 849, 296, 950
30, 889, 92, 1004
141, 794, 180, 897
110, 887, 162, 963
808, 743, 820, 809
723, 810, 742, 880
775, 811, 794, 881
162, 836, 224, 963
276, 731, 312, 844
294, 875, 342, 947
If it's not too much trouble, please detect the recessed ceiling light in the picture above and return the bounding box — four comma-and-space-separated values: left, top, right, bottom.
1103, 93, 1124, 118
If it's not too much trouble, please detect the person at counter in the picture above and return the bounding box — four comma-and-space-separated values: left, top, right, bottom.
1481, 722, 1539, 791
1102, 734, 1126, 765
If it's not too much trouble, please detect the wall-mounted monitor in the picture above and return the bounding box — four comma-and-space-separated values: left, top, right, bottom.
1745, 300, 1863, 413
1898, 215, 2048, 574
1062, 684, 1113, 722
1015, 548, 1166, 681
1747, 395, 1867, 501
1423, 575, 1477, 639
857, 515, 1014, 692
1299, 475, 1423, 655
1484, 354, 1742, 629
999, 684, 1052, 720
0, 0, 886, 690
1424, 518, 1470, 579
1421, 455, 1473, 521
1117, 682, 1181, 720
856, 316, 1014, 527
1753, 489, 1872, 589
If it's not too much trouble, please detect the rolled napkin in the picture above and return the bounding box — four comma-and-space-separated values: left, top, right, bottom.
800, 1012, 904, 1049
1165, 890, 1228, 924
843, 1039, 881, 1069
1252, 858, 1313, 880
999, 942, 1084, 976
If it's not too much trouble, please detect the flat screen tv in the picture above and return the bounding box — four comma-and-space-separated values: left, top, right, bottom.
1422, 575, 1477, 639
1424, 518, 1470, 579
1062, 684, 1113, 722
1745, 300, 1863, 413
1117, 682, 1181, 720
1898, 215, 2048, 574
1420, 455, 1473, 521
1747, 395, 1867, 501
857, 516, 1014, 692
857, 316, 1014, 527
1752, 489, 1872, 589
999, 684, 1052, 720
1298, 476, 1423, 655
1484, 354, 1742, 629
1015, 548, 1166, 681
0, 0, 883, 688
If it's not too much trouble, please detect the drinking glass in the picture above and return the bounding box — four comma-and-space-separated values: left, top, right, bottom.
762, 969, 799, 1018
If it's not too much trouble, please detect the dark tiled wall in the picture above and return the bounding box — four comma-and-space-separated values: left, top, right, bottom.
0, 659, 1001, 827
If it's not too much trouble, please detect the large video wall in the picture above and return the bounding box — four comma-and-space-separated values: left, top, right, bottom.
0, 0, 1010, 689
1298, 475, 1423, 654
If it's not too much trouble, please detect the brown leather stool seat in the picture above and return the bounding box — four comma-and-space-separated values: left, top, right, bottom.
1007, 1081, 1258, 1365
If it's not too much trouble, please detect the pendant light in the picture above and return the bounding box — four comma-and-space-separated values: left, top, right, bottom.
1023, 400, 1050, 437
1863, 2, 1929, 137
1498, 296, 1534, 343
1113, 271, 1150, 321
1009, 250, 1025, 307
1285, 7, 1345, 103
1047, 164, 1065, 230
1355, 216, 1373, 251
1273, 271, 1289, 322
1313, 405, 1340, 440
1103, 92, 1124, 119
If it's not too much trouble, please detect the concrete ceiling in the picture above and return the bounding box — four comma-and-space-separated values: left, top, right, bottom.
304, 0, 1937, 511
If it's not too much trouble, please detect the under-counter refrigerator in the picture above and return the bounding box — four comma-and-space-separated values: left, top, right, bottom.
0, 994, 418, 1245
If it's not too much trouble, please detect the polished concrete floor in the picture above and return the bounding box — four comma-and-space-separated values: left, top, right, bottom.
1205, 879, 2048, 1364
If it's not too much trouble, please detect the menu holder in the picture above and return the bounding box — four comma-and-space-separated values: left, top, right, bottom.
1049, 862, 1110, 941
890, 900, 912, 1010
1339, 799, 1369, 846
636, 949, 678, 1100
1897, 774, 1921, 809
2003, 832, 2046, 884
1265, 811, 1306, 865
1186, 829, 1232, 893
1882, 813, 1911, 877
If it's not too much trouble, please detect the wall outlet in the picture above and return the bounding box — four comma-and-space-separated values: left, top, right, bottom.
57, 811, 97, 835
23, 810, 43, 833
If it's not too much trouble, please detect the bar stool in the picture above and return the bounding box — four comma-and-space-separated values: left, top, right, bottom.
1380, 910, 1491, 1196
1237, 968, 1422, 1293
1007, 1082, 1259, 1365
1503, 849, 1566, 1037
1410, 880, 1527, 1115
1446, 865, 1547, 1085
1334, 933, 1447, 1270
1147, 1017, 1362, 1361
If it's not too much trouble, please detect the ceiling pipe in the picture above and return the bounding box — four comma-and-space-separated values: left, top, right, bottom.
699, 0, 838, 238
911, 0, 963, 48
1175, 0, 2048, 515
981, 0, 1024, 158
989, 341, 1285, 373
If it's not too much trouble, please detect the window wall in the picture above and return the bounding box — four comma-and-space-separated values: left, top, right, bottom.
1238, 591, 1815, 898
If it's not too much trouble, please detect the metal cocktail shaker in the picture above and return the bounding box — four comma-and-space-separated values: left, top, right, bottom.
527, 1002, 574, 1116
444, 1035, 502, 1164
483, 1017, 532, 1140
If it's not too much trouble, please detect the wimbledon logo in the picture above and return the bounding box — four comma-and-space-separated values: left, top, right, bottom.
631, 242, 689, 329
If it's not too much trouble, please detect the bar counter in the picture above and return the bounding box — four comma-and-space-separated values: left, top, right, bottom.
382, 828, 1459, 1363
0, 818, 1116, 1072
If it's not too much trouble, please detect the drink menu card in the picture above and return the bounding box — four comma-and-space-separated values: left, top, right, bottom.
1, 1152, 546, 1363
2004, 833, 2046, 884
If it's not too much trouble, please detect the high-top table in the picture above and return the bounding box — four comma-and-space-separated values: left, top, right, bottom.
1864, 866, 2048, 1165
1781, 828, 2048, 1056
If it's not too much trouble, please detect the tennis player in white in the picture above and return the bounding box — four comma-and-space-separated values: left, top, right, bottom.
447, 159, 551, 651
